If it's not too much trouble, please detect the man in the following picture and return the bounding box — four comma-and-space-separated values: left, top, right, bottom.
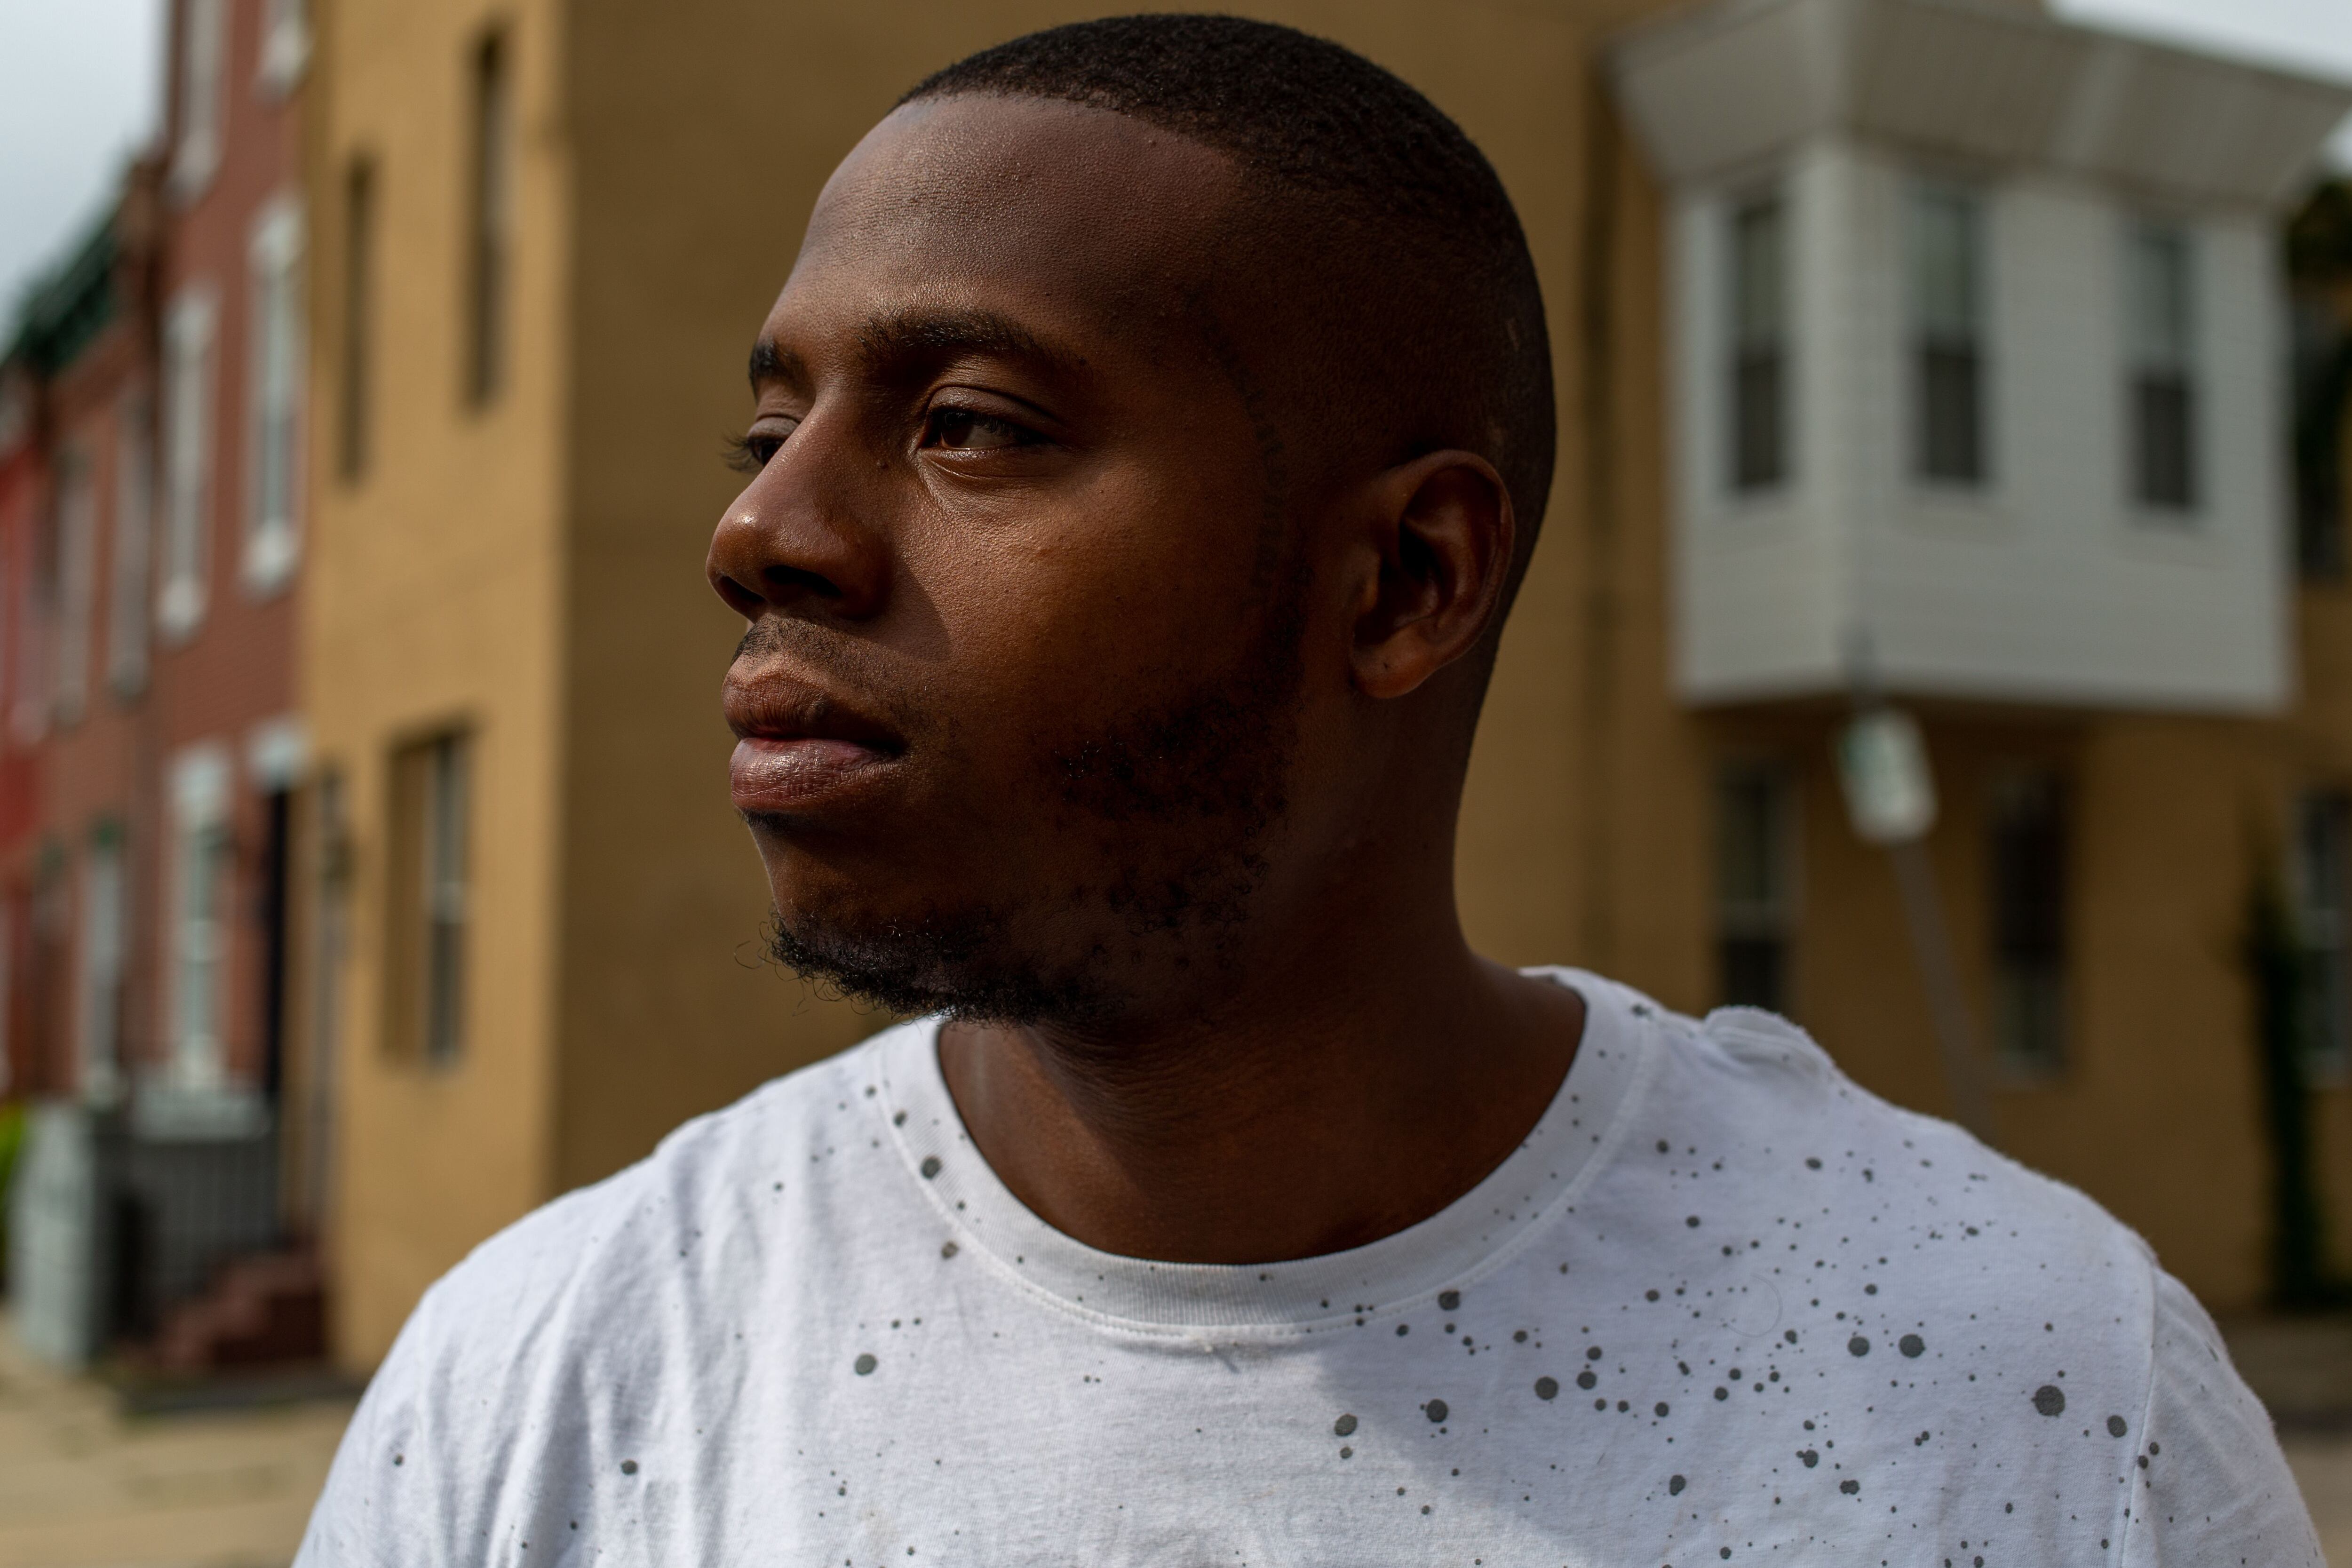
301, 16, 2317, 1564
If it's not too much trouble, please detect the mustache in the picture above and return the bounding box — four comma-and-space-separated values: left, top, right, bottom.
728, 615, 937, 733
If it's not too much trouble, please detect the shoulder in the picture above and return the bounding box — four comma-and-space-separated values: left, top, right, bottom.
1656, 998, 2153, 1277
1613, 994, 2165, 1385
415, 1022, 914, 1347
297, 1023, 925, 1564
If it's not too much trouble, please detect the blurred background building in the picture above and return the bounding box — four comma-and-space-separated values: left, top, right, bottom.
0, 0, 2348, 1399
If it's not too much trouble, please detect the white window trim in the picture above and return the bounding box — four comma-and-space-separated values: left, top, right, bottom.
2122, 215, 2203, 527
168, 0, 228, 204
167, 742, 234, 1096
257, 0, 310, 97
1904, 174, 1998, 494
243, 194, 306, 598
159, 286, 218, 644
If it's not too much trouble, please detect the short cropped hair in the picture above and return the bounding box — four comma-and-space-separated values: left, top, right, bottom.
903, 14, 1557, 568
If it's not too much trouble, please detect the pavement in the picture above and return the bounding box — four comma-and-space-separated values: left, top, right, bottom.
0, 1311, 2349, 1565
0, 1318, 350, 1568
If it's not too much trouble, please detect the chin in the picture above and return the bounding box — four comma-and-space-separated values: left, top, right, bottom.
763, 891, 1115, 1027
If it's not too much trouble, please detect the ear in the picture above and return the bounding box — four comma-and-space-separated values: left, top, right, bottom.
1345, 450, 1517, 700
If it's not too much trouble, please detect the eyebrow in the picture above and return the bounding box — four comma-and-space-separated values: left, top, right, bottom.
747, 337, 802, 390
746, 306, 1077, 393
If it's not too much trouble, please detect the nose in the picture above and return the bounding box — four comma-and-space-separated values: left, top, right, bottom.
706, 412, 892, 622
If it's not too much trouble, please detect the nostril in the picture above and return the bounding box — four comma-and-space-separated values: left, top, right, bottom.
712, 573, 764, 618
764, 564, 844, 601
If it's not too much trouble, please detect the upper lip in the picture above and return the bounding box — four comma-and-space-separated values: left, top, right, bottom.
723, 670, 905, 754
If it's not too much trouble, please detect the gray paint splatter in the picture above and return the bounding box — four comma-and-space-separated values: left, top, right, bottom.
1424, 1399, 1450, 1423
1847, 1336, 1870, 1356
1535, 1377, 1559, 1400
2106, 1414, 2127, 1437
1899, 1334, 1924, 1358
2033, 1384, 2066, 1417
854, 1353, 878, 1376
919, 1157, 941, 1179
1669, 1474, 1686, 1495
1334, 1414, 1358, 1437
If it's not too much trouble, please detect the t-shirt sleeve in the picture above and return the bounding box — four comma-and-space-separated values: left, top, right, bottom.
293, 1286, 445, 1568
2121, 1267, 2321, 1568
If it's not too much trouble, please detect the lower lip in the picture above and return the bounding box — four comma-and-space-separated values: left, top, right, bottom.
730, 736, 894, 813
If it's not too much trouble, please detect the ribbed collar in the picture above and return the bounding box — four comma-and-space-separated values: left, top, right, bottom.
867, 967, 1659, 1336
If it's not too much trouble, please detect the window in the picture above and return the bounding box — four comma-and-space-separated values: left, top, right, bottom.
11, 453, 54, 743
2295, 791, 2352, 1080
1728, 194, 1789, 492
168, 744, 233, 1092
1716, 761, 1796, 1013
2126, 223, 2198, 515
169, 0, 227, 201
388, 732, 471, 1063
1909, 181, 1989, 486
245, 196, 305, 594
257, 0, 310, 95
1988, 768, 2067, 1072
464, 30, 513, 406
2292, 294, 2348, 580
76, 828, 126, 1105
159, 288, 217, 640
49, 445, 97, 726
338, 155, 376, 481
107, 393, 153, 696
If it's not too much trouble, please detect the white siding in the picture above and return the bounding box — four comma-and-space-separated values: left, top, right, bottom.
1673, 139, 2289, 711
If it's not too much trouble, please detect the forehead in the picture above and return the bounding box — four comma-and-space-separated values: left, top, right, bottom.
774, 95, 1249, 349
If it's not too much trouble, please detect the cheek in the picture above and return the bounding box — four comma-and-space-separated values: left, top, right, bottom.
910, 470, 1266, 726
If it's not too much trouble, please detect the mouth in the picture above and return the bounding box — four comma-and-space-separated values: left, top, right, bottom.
723, 675, 906, 817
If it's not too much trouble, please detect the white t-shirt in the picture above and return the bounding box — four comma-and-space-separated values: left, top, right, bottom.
298, 971, 2317, 1566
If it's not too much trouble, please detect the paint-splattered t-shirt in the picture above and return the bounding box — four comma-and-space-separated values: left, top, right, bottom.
297, 970, 2317, 1566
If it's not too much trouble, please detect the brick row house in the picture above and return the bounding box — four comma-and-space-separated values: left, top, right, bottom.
2, 0, 2347, 1379
2, 0, 318, 1369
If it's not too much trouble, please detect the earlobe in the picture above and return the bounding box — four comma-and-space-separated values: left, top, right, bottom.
1348, 451, 1514, 701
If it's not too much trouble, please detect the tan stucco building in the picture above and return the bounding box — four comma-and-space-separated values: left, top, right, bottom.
300, 0, 2352, 1369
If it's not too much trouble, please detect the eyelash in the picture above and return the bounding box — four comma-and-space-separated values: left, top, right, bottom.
722, 430, 779, 474
722, 405, 1045, 474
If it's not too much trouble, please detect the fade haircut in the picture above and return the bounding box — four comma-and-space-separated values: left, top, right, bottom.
901, 15, 1557, 600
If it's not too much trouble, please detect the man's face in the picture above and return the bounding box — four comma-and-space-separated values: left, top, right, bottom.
709, 96, 1338, 1026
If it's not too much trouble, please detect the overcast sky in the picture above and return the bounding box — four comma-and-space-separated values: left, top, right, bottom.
1, 0, 2349, 332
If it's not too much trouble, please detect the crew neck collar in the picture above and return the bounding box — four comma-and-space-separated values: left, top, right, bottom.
869, 967, 1660, 1336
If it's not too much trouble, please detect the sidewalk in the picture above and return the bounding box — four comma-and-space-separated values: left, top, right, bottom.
2230, 1312, 2352, 1565
0, 1317, 351, 1568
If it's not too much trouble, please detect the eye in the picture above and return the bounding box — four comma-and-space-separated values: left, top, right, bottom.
723, 425, 793, 474
924, 406, 1041, 453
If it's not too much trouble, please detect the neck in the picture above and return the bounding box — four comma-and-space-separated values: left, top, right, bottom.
937, 828, 1585, 1264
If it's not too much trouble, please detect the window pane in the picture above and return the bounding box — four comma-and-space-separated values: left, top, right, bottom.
466, 33, 511, 405
2296, 791, 2351, 1075
339, 157, 374, 480
1921, 346, 1985, 484
1910, 183, 1988, 486
2129, 227, 2193, 370
2129, 226, 2197, 513
246, 201, 304, 588
1989, 769, 2067, 1071
1716, 762, 1796, 1015
1911, 186, 1981, 342
2134, 374, 2195, 510
1729, 196, 1788, 492
160, 292, 215, 637
107, 393, 152, 695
